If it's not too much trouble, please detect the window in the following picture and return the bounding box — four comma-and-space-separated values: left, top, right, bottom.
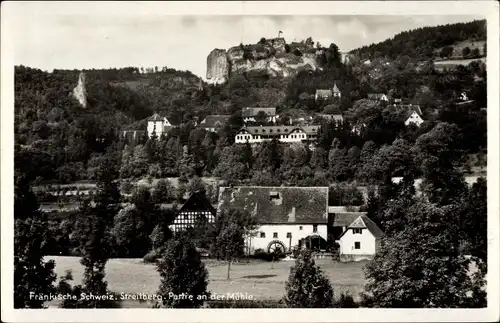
277, 129, 281, 132
353, 228, 362, 234
313, 224, 318, 233
299, 226, 303, 230
260, 232, 266, 238
270, 129, 273, 133
273, 232, 278, 238
262, 129, 266, 133
286, 232, 292, 238
354, 242, 361, 249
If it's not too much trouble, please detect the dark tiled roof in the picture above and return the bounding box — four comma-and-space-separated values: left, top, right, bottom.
200, 115, 231, 128
330, 212, 366, 227
217, 186, 329, 224
177, 191, 216, 215
238, 125, 320, 136
148, 111, 170, 122
242, 107, 276, 117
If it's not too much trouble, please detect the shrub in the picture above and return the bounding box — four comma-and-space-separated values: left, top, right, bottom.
143, 250, 160, 264
334, 292, 359, 308
284, 249, 334, 308
154, 236, 209, 308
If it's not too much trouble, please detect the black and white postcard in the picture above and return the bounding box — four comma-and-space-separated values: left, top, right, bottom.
1, 1, 499, 322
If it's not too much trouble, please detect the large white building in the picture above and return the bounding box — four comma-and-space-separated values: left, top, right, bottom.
234, 125, 320, 144
147, 112, 173, 138
242, 107, 277, 123
217, 186, 384, 261
217, 186, 330, 255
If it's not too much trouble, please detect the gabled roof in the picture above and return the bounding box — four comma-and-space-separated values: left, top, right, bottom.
394, 104, 423, 116
339, 215, 384, 239
177, 191, 216, 216
315, 113, 343, 122
242, 107, 276, 117
200, 115, 231, 128
332, 83, 340, 93
330, 212, 366, 227
148, 111, 170, 122
217, 186, 329, 224
237, 125, 320, 136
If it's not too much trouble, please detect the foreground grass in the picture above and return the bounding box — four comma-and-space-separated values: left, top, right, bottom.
46, 256, 367, 308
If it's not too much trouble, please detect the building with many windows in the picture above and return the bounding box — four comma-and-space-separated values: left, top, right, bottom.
169, 191, 216, 233
234, 125, 320, 144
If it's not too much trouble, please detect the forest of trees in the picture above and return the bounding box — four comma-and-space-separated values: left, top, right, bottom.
350, 19, 486, 61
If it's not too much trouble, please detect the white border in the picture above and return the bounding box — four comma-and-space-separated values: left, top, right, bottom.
1, 1, 499, 322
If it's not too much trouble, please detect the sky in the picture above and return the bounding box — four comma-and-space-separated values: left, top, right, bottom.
9, 3, 483, 79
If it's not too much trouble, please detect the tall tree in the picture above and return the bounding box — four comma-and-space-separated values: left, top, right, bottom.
362, 199, 485, 308
284, 250, 334, 308
155, 236, 209, 308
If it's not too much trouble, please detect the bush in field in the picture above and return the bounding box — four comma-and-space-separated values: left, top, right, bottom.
154, 235, 209, 308
284, 249, 334, 308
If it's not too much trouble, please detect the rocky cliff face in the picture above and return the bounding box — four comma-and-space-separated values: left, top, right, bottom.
206, 37, 321, 84
72, 72, 88, 108
206, 49, 230, 85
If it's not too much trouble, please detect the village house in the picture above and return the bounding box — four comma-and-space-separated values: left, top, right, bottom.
147, 112, 174, 138
168, 191, 217, 233
367, 93, 389, 102
234, 125, 320, 144
242, 107, 277, 124
337, 214, 384, 262
217, 186, 330, 255
404, 110, 424, 127
198, 115, 231, 132
315, 82, 341, 101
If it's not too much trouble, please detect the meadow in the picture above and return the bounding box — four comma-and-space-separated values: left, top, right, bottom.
45, 256, 368, 308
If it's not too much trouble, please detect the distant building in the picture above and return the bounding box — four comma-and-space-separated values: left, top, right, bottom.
338, 214, 384, 262
242, 107, 277, 123
147, 112, 173, 138
367, 93, 389, 102
217, 186, 330, 255
315, 82, 341, 101
234, 125, 320, 144
404, 110, 424, 127
199, 115, 231, 132
169, 191, 217, 233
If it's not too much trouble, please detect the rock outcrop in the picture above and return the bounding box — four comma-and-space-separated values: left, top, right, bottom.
206, 37, 322, 85
72, 72, 88, 108
206, 49, 230, 85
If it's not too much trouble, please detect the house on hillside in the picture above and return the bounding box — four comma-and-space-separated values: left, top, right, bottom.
169, 191, 217, 233
147, 112, 174, 138
199, 115, 231, 132
234, 125, 320, 144
337, 214, 384, 262
217, 186, 330, 255
404, 110, 424, 127
367, 93, 389, 102
242, 107, 277, 124
315, 82, 342, 102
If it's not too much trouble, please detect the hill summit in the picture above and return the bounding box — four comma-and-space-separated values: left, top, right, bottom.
206, 37, 340, 84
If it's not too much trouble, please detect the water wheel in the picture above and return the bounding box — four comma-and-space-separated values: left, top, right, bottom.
267, 240, 286, 254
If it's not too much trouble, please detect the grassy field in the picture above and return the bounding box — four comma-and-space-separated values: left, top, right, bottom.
45, 256, 367, 308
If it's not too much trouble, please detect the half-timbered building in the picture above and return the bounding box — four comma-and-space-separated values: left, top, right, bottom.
169, 191, 216, 233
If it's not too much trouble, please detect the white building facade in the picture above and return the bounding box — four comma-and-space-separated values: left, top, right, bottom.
234, 125, 320, 144
147, 112, 173, 138
242, 107, 277, 124
404, 111, 424, 127
338, 215, 384, 262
